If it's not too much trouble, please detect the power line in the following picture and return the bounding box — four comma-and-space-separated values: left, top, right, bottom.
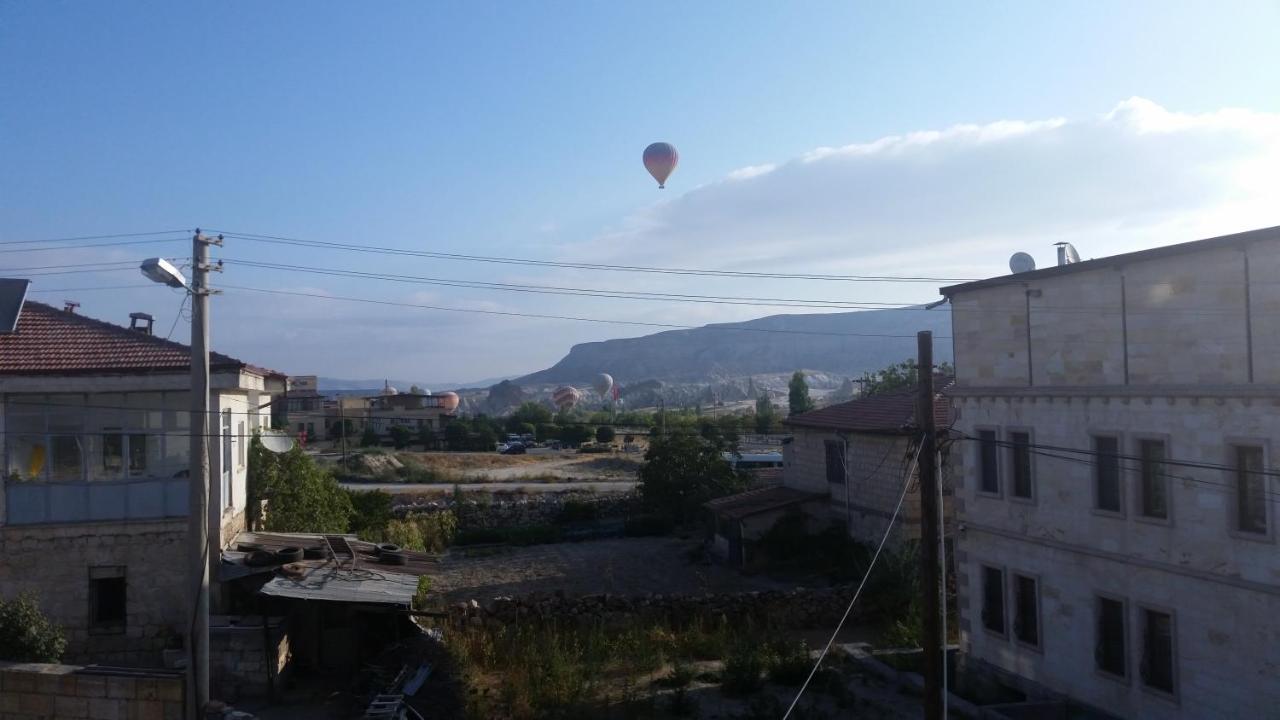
211, 229, 979, 283
0, 237, 189, 254
219, 283, 948, 339
0, 230, 190, 246
27, 284, 156, 294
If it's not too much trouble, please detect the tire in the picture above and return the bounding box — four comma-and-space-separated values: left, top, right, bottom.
246, 550, 277, 567
303, 546, 325, 560
275, 546, 303, 564
376, 543, 400, 556
380, 550, 408, 566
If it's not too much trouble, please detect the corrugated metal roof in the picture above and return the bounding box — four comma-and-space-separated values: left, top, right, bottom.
232, 531, 440, 576
705, 486, 825, 520
256, 560, 419, 607
782, 377, 954, 434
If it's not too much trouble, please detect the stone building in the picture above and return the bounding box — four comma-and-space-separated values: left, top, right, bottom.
0, 301, 283, 666
940, 226, 1280, 718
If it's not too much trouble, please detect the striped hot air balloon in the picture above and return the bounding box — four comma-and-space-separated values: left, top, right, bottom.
592, 373, 614, 397
552, 386, 581, 411
643, 142, 678, 189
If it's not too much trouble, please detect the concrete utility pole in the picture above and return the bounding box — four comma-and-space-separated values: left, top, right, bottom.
917, 331, 945, 720
188, 230, 221, 720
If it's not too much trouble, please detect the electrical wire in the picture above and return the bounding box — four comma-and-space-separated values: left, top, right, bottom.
0, 237, 190, 254
0, 230, 191, 246
166, 294, 190, 340
783, 441, 923, 719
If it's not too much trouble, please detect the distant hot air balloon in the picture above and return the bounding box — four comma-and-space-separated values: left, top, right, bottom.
552, 386, 582, 411
437, 391, 460, 413
643, 142, 678, 189
593, 373, 614, 398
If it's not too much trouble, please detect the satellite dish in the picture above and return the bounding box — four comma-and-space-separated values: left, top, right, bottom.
0, 278, 30, 334
1054, 242, 1080, 265
259, 430, 294, 454
1009, 252, 1036, 274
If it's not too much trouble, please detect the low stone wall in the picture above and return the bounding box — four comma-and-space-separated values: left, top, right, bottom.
211, 616, 289, 703
0, 661, 183, 720
395, 492, 640, 530
447, 586, 864, 630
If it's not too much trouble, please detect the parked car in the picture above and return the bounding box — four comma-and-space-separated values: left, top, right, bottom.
500, 442, 527, 455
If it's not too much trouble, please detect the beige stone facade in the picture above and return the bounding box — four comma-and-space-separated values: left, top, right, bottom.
945, 226, 1280, 719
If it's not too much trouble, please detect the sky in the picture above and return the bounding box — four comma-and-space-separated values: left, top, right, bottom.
2, 1, 1279, 385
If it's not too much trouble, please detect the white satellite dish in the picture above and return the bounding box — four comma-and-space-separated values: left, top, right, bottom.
259, 430, 294, 454
1009, 252, 1036, 274
1054, 242, 1080, 266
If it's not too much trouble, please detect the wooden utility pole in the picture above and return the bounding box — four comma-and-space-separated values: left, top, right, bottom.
917, 330, 945, 720
340, 401, 349, 467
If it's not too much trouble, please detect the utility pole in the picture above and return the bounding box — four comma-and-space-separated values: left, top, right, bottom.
188, 230, 221, 720
917, 331, 945, 720
340, 401, 349, 467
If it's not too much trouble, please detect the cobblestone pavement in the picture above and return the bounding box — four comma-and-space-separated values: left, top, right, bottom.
430, 536, 788, 603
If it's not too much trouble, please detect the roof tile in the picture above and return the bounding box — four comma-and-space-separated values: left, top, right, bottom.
782, 377, 954, 434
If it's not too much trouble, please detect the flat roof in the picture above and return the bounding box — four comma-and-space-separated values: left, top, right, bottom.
939, 225, 1280, 297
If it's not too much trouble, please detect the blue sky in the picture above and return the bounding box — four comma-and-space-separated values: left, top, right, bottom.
2, 1, 1279, 383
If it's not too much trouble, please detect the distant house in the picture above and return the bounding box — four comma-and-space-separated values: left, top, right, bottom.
0, 301, 283, 665
284, 374, 326, 439
359, 382, 457, 442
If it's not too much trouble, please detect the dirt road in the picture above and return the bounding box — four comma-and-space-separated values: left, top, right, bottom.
340, 479, 638, 494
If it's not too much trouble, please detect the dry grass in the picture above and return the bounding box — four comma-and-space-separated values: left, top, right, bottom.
396, 452, 546, 471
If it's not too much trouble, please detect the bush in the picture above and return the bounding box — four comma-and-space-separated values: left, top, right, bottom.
720, 643, 767, 696
766, 639, 812, 686
624, 514, 674, 537
250, 439, 353, 533
559, 424, 594, 448
348, 489, 394, 539
413, 576, 432, 611
595, 425, 616, 444
0, 593, 66, 662
639, 433, 747, 524
389, 425, 413, 449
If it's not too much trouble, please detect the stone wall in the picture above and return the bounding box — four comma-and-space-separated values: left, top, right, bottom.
0, 520, 186, 666
210, 616, 288, 704
446, 586, 865, 630
0, 661, 183, 720
394, 492, 640, 530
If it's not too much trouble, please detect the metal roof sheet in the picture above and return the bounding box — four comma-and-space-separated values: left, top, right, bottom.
256, 560, 419, 607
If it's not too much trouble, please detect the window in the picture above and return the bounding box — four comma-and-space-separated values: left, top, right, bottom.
1234, 445, 1267, 534
1094, 436, 1122, 513
1095, 596, 1126, 678
978, 430, 999, 494
89, 567, 126, 632
1009, 431, 1032, 499
103, 432, 125, 473
981, 565, 1005, 635
824, 440, 846, 485
237, 422, 246, 467
49, 435, 83, 481
1138, 439, 1168, 520
1140, 608, 1176, 695
128, 434, 147, 475
102, 432, 148, 477
222, 410, 233, 509
1012, 574, 1039, 647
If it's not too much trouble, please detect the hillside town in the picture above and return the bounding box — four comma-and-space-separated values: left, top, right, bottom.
2, 5, 1278, 720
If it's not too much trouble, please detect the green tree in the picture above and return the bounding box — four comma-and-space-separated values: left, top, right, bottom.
347, 489, 394, 539
638, 433, 747, 523
0, 592, 66, 662
444, 422, 469, 451
249, 438, 353, 533
788, 370, 816, 416
508, 401, 553, 431
535, 423, 560, 442
360, 425, 380, 447
862, 359, 955, 396
754, 395, 778, 434
389, 425, 412, 450
595, 425, 616, 444
417, 423, 433, 449
560, 424, 593, 447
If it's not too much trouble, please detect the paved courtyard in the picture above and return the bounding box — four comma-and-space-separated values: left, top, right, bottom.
429, 536, 787, 603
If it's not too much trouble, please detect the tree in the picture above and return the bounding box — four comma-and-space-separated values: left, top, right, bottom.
508, 401, 553, 432
863, 359, 955, 397
347, 489, 394, 539
360, 425, 380, 447
417, 423, 434, 449
596, 425, 616, 444
389, 425, 412, 450
0, 592, 66, 662
249, 438, 353, 533
638, 433, 747, 523
560, 424, 593, 447
444, 422, 469, 451
535, 423, 560, 443
754, 395, 778, 434
788, 370, 816, 416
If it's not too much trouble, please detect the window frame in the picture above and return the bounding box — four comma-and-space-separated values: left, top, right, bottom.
1090, 432, 1125, 517
1005, 428, 1036, 503
1225, 440, 1272, 541
979, 563, 1007, 639
1010, 571, 1042, 651
1137, 603, 1179, 702
975, 426, 1002, 498
824, 438, 847, 486
88, 566, 127, 635
1093, 593, 1128, 683
1132, 434, 1173, 525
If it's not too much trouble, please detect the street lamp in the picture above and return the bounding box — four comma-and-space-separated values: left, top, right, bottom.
141, 230, 219, 720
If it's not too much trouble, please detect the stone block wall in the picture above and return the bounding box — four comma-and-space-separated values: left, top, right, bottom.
0, 521, 185, 666
0, 661, 183, 720
210, 617, 288, 704
394, 492, 640, 530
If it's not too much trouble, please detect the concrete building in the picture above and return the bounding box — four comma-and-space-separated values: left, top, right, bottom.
284, 374, 325, 439
363, 386, 455, 438
0, 301, 283, 665
941, 226, 1280, 719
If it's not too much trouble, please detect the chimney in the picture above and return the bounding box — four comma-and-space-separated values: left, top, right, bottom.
130, 312, 154, 335
63, 300, 80, 314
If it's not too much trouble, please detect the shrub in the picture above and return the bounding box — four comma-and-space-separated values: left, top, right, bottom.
389, 425, 413, 450
767, 639, 812, 686
595, 425, 616, 444
348, 489, 394, 539
720, 643, 766, 696
0, 593, 66, 663
413, 576, 432, 611
383, 518, 425, 551
639, 433, 746, 524
251, 440, 353, 533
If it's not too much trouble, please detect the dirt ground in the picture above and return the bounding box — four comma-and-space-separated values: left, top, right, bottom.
397, 450, 643, 482
429, 536, 787, 603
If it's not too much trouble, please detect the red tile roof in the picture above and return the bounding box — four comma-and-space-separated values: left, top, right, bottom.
705, 486, 826, 520
782, 377, 954, 434
0, 301, 279, 377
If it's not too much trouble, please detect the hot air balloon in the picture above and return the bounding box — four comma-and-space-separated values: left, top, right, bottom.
437, 391, 460, 413
643, 142, 678, 189
592, 373, 614, 398
552, 386, 581, 411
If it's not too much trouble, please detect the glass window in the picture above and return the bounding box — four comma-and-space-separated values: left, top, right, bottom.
1141, 609, 1175, 694
1013, 574, 1039, 647
1009, 431, 1032, 499
1138, 439, 1168, 519
979, 430, 999, 494
103, 432, 125, 475
128, 434, 148, 476
7, 435, 46, 482
222, 410, 233, 509
1095, 597, 1126, 678
1234, 445, 1266, 534
89, 569, 126, 631
981, 565, 1005, 634
1094, 436, 1121, 512
238, 422, 246, 467
824, 440, 846, 485
49, 435, 83, 482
